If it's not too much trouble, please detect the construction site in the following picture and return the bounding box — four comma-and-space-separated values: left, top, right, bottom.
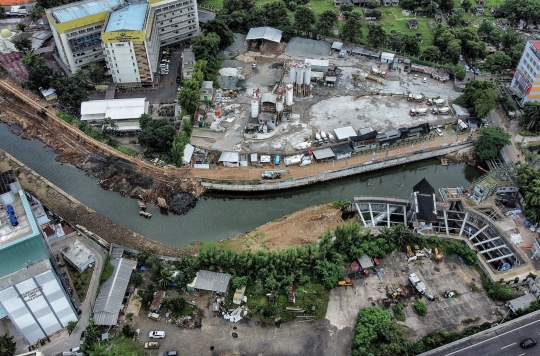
191, 36, 461, 153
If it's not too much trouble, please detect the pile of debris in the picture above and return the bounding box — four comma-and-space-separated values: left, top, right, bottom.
222, 305, 249, 323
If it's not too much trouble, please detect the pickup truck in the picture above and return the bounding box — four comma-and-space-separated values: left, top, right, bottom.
144, 342, 160, 349
408, 273, 426, 293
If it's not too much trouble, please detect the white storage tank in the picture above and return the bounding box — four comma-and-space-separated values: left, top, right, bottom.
286, 84, 294, 105
289, 63, 297, 84
297, 64, 304, 85
276, 96, 284, 112
251, 94, 259, 118
304, 63, 311, 85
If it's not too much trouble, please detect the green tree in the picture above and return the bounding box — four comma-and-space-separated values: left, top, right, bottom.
521, 102, 540, 131
12, 36, 32, 54
130, 272, 143, 286
67, 320, 77, 335
171, 131, 189, 166
483, 51, 512, 73
460, 80, 498, 118
486, 280, 514, 301
0, 7, 5, 20
488, 29, 503, 48
461, 0, 472, 12
353, 307, 392, 356
0, 333, 15, 356
178, 87, 200, 115
422, 46, 441, 62
414, 301, 427, 316
138, 119, 177, 154
101, 117, 117, 135
366, 23, 387, 49
121, 324, 136, 338
191, 32, 220, 62
157, 269, 173, 288
202, 20, 235, 49
21, 52, 56, 91
495, 0, 540, 25
474, 126, 511, 162
364, 0, 380, 8
341, 17, 362, 43
404, 34, 420, 56
318, 10, 338, 37
294, 6, 316, 34
232, 276, 248, 289
478, 20, 495, 37
86, 63, 105, 84
223, 0, 255, 14
455, 66, 466, 80
439, 0, 454, 12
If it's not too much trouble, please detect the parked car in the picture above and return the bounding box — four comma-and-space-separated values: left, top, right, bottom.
520, 338, 537, 348
149, 331, 166, 339
144, 342, 160, 349
80, 330, 86, 342
163, 351, 177, 356
423, 292, 435, 301
413, 74, 418, 79
435, 128, 443, 137
422, 77, 427, 83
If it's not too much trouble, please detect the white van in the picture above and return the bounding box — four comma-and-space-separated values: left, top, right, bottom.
423, 77, 427, 83
148, 312, 161, 321
435, 128, 443, 136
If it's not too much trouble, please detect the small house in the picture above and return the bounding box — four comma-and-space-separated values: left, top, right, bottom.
250, 153, 258, 165
312, 148, 335, 162
452, 104, 470, 119
150, 291, 165, 313
188, 270, 231, 295
473, 6, 484, 15
61, 240, 95, 272
334, 126, 357, 142
218, 152, 240, 167
352, 0, 365, 6
200, 81, 214, 101
380, 52, 395, 63
350, 131, 378, 152
331, 144, 353, 160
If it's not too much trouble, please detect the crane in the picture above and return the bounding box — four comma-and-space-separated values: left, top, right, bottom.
261, 170, 289, 179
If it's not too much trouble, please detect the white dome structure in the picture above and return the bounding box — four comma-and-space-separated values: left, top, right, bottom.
0, 28, 12, 39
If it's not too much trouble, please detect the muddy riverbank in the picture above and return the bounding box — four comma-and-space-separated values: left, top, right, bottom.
0, 149, 196, 256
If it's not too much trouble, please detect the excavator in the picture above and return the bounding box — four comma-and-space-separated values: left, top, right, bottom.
261, 170, 289, 179
391, 288, 408, 299
337, 277, 353, 287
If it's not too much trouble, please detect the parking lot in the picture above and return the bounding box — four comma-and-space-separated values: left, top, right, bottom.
326, 251, 503, 342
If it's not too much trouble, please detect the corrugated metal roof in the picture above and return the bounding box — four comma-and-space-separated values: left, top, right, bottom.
105, 1, 148, 32
332, 42, 343, 50
218, 152, 239, 163
81, 98, 147, 121
183, 144, 195, 164
51, 0, 124, 23
246, 27, 282, 42
313, 148, 335, 160
93, 258, 136, 325
193, 270, 231, 294
333, 126, 356, 141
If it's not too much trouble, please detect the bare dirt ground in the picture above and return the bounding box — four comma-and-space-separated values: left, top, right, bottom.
218, 203, 344, 251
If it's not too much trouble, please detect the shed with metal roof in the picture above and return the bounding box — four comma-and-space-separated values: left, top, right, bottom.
93, 258, 137, 325
246, 27, 282, 43
312, 148, 335, 161
334, 126, 357, 141
190, 270, 231, 294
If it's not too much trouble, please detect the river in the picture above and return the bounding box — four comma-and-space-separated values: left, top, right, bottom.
0, 123, 483, 247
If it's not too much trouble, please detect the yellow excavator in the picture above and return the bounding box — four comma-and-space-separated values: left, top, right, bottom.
434, 248, 443, 262
392, 287, 408, 299
337, 277, 353, 287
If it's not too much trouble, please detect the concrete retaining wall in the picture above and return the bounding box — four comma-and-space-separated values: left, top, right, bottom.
201, 142, 473, 192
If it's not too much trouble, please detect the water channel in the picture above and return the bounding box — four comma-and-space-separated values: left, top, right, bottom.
0, 123, 483, 247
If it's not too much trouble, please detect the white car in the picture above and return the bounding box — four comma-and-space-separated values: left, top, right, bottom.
149, 331, 165, 339
435, 128, 443, 137
423, 77, 427, 83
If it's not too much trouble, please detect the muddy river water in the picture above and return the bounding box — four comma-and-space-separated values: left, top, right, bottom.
0, 123, 482, 247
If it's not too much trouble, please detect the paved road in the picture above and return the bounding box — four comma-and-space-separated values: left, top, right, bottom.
422, 310, 540, 356
40, 234, 106, 355
488, 109, 524, 165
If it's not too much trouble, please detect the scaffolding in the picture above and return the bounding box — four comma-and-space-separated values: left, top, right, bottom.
471, 162, 517, 203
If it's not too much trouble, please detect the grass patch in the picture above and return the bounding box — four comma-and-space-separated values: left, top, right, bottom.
461, 316, 480, 325
240, 279, 330, 324
392, 303, 406, 322
100, 258, 114, 283
94, 335, 145, 356
179, 303, 198, 317
470, 282, 480, 293
66, 265, 94, 301
413, 301, 427, 316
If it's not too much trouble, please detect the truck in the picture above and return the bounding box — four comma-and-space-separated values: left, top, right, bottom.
407, 94, 424, 102
284, 155, 303, 166
144, 342, 160, 349
409, 273, 426, 294
410, 108, 427, 116
261, 169, 289, 179
427, 98, 445, 106
432, 106, 450, 115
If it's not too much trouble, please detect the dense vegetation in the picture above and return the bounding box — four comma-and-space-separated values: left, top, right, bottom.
516, 164, 540, 223
473, 126, 512, 162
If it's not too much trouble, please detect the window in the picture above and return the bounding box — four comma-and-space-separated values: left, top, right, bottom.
133, 63, 135, 66
131, 56, 134, 59
117, 70, 119, 73
134, 69, 137, 72
115, 64, 117, 67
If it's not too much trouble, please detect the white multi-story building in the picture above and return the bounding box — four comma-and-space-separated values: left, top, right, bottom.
46, 0, 199, 85
510, 41, 540, 106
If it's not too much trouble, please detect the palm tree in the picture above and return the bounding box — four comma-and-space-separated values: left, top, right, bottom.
157, 269, 173, 289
